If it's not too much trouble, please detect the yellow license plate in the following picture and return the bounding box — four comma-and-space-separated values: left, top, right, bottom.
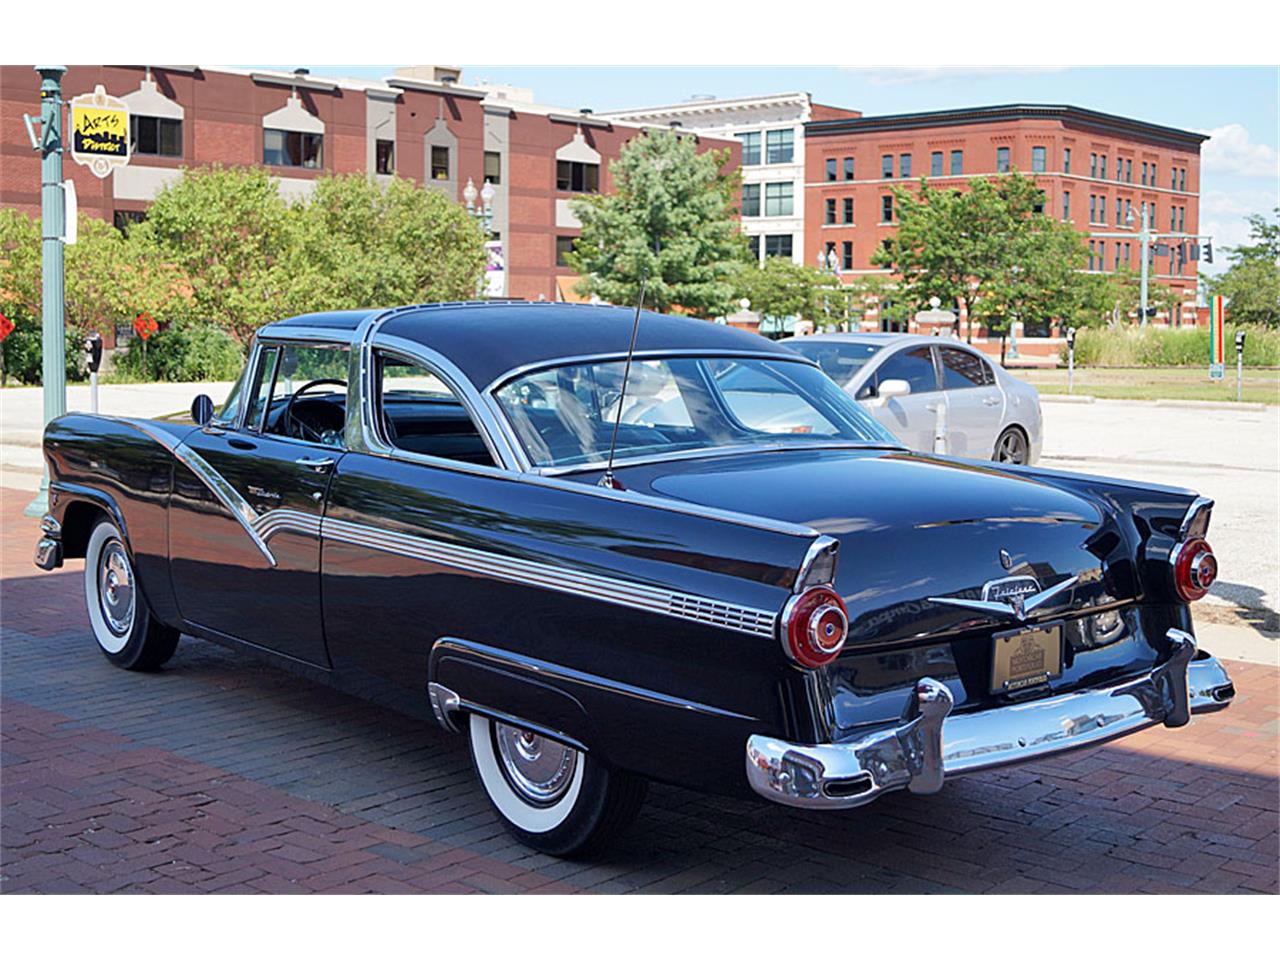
991, 622, 1063, 694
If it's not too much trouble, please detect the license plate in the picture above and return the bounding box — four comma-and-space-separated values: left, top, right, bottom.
991, 622, 1063, 694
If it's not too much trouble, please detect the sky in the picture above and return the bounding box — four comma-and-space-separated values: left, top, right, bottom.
255, 64, 1279, 275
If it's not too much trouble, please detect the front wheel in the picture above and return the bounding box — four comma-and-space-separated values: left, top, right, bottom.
993, 426, 1030, 465
468, 714, 646, 857
84, 518, 180, 671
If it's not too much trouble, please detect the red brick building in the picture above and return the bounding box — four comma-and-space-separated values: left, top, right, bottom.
0, 64, 736, 305
804, 104, 1208, 332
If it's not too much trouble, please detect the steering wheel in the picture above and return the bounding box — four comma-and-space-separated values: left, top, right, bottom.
283, 378, 347, 443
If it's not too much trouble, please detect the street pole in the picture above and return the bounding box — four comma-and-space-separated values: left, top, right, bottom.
25, 66, 68, 518
1138, 206, 1150, 327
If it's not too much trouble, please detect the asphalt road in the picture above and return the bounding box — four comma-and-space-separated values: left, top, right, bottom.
1036, 397, 1279, 621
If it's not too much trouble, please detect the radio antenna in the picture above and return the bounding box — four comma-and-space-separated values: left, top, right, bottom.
599, 272, 648, 490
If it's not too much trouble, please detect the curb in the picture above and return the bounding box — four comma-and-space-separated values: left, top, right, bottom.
1039, 394, 1096, 404
1154, 399, 1268, 412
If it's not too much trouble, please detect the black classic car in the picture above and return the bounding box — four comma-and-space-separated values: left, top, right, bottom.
35, 302, 1234, 856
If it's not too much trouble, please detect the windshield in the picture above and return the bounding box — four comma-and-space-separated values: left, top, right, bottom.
784, 339, 884, 388
494, 356, 899, 469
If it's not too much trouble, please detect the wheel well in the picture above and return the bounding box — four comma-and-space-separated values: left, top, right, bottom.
60, 501, 109, 559
999, 423, 1029, 444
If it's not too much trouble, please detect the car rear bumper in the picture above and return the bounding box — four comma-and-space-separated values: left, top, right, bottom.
34, 515, 63, 571
745, 629, 1234, 809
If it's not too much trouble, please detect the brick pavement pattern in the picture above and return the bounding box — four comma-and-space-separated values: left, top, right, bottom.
2, 486, 1276, 894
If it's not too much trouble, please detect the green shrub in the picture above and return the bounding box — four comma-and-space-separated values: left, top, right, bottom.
1073, 325, 1280, 367
112, 317, 245, 382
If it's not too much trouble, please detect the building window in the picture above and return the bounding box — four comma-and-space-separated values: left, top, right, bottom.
484, 150, 501, 185
1088, 241, 1095, 271
824, 241, 836, 267
555, 235, 575, 268
1063, 148, 1071, 174
843, 197, 854, 224
431, 145, 450, 181
264, 128, 323, 168
1171, 168, 1177, 190
1033, 199, 1044, 214
842, 240, 853, 271
1100, 155, 1108, 180
826, 157, 837, 181
130, 115, 182, 157
1062, 191, 1070, 220
930, 151, 943, 176
763, 234, 792, 259
1089, 195, 1096, 223
899, 153, 911, 178
1179, 206, 1186, 232
881, 194, 893, 223
1141, 162, 1148, 185
996, 146, 1011, 173
764, 181, 793, 217
375, 139, 395, 175
1115, 243, 1122, 271
765, 129, 794, 164
741, 183, 761, 217
1098, 240, 1105, 269
882, 155, 893, 178
1125, 159, 1132, 183
950, 150, 963, 175
1090, 153, 1098, 178
825, 198, 837, 225
843, 157, 854, 180
1032, 146, 1046, 173
1116, 198, 1123, 226
748, 235, 760, 261
738, 132, 761, 166
556, 160, 599, 192
1179, 168, 1186, 191
113, 209, 146, 236
1150, 163, 1157, 188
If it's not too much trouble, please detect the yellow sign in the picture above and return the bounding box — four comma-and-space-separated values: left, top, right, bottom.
69, 85, 130, 178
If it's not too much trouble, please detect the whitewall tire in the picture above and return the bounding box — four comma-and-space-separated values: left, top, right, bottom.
84, 518, 180, 671
468, 713, 647, 857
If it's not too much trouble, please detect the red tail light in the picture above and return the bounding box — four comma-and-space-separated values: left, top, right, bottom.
1172, 537, 1217, 602
782, 587, 849, 669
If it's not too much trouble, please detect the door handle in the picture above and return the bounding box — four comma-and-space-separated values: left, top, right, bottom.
295, 456, 335, 472
983, 397, 1002, 406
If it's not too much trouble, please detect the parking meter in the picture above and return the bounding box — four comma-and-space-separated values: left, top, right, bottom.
1235, 330, 1246, 402
1066, 326, 1077, 394
85, 333, 103, 413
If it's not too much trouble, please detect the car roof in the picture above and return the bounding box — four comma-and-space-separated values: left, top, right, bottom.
261, 301, 799, 391
783, 332, 973, 349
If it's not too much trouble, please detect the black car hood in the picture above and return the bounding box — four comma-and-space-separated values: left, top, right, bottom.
611, 447, 1131, 645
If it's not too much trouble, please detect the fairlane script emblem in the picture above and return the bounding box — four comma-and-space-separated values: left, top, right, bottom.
927, 574, 1080, 622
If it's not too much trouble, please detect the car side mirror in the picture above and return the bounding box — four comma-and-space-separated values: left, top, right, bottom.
875, 379, 911, 405
191, 394, 215, 426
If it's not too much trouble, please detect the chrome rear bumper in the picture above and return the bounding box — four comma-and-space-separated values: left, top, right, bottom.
746, 629, 1234, 810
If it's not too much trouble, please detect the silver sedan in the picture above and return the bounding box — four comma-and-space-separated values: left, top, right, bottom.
781, 333, 1043, 464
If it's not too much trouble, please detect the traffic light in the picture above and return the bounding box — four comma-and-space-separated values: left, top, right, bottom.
1204, 241, 1213, 264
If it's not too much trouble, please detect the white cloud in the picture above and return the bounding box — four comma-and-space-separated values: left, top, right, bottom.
1199, 123, 1280, 178
837, 65, 1071, 87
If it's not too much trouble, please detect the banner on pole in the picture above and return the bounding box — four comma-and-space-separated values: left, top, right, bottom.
69, 85, 130, 179
1209, 295, 1225, 380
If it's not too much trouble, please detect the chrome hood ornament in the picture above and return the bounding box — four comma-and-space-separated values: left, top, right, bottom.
929, 574, 1079, 623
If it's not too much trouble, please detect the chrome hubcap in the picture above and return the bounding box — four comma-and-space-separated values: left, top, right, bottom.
493, 722, 578, 806
98, 540, 135, 636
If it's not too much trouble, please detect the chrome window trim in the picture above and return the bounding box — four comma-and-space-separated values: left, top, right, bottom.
240, 336, 352, 449
534, 441, 902, 478
484, 348, 819, 397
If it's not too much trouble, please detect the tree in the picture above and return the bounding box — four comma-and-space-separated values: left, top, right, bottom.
875, 171, 1092, 346
293, 174, 486, 309
731, 257, 843, 328
1203, 208, 1280, 327
565, 130, 749, 317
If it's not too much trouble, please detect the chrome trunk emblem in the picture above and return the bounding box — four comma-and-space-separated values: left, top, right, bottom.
999, 549, 1014, 570
928, 574, 1079, 622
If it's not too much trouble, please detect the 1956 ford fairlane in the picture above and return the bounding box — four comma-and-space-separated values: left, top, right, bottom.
35, 302, 1235, 856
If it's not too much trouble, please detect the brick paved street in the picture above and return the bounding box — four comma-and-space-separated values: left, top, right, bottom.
2, 485, 1276, 894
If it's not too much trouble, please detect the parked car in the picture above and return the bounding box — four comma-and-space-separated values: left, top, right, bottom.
35, 302, 1233, 857
782, 333, 1043, 464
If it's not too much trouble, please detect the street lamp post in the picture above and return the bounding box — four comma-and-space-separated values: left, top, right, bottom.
25, 66, 68, 518
1135, 205, 1151, 326
463, 177, 496, 297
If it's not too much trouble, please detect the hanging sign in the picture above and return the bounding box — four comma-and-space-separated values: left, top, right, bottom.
69, 85, 130, 178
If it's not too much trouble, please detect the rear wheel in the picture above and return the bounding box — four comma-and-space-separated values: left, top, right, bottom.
993, 426, 1029, 465
84, 518, 179, 671
468, 714, 646, 857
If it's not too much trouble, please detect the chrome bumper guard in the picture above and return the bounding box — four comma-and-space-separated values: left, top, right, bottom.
34, 515, 63, 571
746, 629, 1235, 810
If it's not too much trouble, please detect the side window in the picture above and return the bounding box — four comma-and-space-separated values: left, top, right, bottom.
871, 346, 937, 395
377, 353, 495, 467
261, 344, 350, 445
244, 346, 281, 432
938, 347, 990, 390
